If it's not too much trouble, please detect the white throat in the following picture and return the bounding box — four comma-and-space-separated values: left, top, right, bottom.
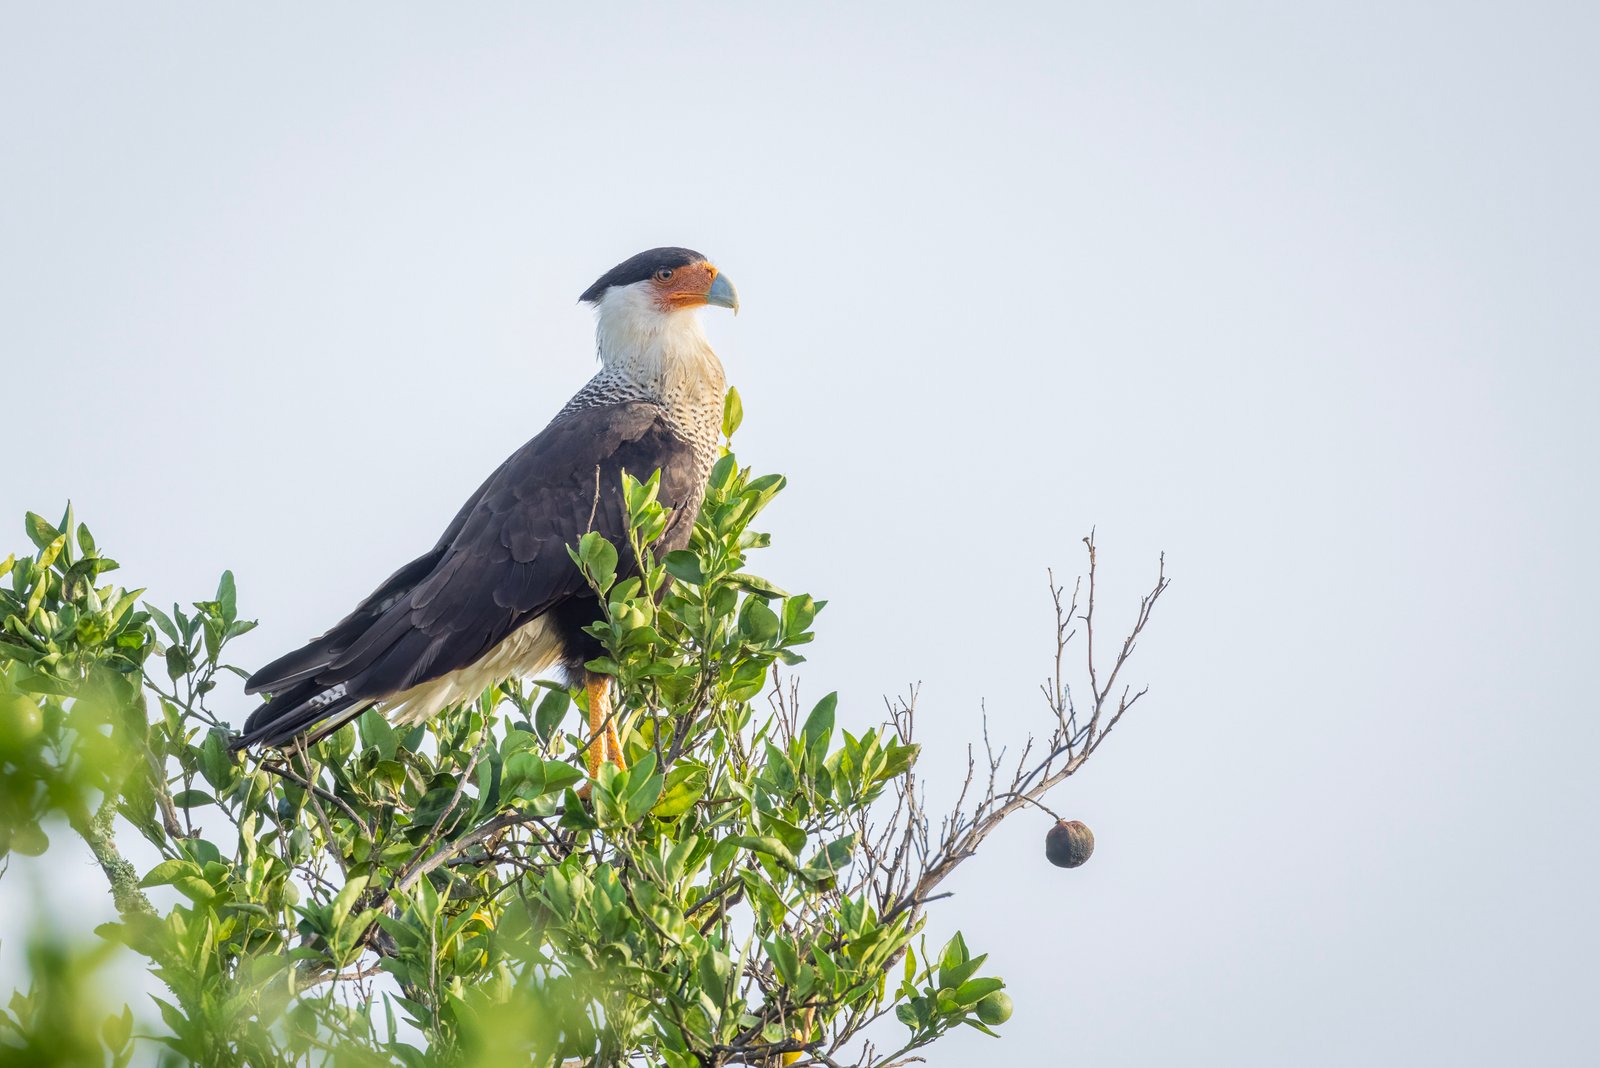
593, 282, 725, 403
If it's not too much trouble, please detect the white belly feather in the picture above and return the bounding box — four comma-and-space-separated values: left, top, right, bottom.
381, 615, 564, 727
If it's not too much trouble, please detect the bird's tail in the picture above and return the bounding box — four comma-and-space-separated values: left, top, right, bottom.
232, 678, 371, 751
232, 548, 446, 750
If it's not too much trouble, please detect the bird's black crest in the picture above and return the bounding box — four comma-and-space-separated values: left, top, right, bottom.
579, 247, 706, 303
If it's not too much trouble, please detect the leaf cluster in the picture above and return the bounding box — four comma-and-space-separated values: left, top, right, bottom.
0, 393, 1166, 1068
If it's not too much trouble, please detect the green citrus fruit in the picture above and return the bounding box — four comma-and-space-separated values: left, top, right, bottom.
0, 695, 43, 751
976, 991, 1013, 1026
10, 822, 49, 856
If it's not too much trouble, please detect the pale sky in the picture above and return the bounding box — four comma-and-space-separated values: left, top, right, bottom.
3, 3, 1597, 1064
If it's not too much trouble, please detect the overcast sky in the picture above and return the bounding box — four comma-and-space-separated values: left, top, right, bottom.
3, 3, 1597, 1064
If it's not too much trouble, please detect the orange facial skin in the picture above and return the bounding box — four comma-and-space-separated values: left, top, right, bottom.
650, 260, 720, 311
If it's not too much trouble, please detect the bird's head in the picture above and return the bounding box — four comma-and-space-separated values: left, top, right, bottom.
581, 248, 738, 382
579, 247, 739, 318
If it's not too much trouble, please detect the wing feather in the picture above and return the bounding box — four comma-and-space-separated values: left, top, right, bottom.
237, 399, 703, 748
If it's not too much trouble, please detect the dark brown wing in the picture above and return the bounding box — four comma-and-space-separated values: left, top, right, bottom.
236, 400, 702, 747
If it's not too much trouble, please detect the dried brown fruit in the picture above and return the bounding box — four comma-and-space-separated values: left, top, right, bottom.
1045, 819, 1094, 868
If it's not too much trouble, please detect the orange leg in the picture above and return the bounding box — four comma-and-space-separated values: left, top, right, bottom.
583, 675, 607, 784
603, 712, 628, 772
578, 673, 625, 800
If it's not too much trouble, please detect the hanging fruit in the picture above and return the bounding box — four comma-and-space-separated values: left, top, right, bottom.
1045, 819, 1094, 868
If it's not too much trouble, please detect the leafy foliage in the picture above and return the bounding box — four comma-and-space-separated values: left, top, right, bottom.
0, 395, 1164, 1066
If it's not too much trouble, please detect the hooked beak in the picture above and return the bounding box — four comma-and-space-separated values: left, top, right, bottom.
705, 272, 739, 313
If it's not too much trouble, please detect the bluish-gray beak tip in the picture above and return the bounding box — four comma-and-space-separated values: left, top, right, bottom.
706, 272, 739, 313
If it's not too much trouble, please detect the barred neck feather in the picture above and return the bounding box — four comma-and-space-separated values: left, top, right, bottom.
562, 281, 727, 469
592, 282, 725, 402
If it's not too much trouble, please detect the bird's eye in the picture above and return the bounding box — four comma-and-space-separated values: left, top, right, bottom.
653, 268, 674, 282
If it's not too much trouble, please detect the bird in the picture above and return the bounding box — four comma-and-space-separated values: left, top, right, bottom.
234, 246, 739, 787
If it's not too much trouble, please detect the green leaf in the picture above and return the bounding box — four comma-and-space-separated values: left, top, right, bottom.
878, 742, 921, 783
141, 859, 203, 888
34, 533, 67, 576
575, 532, 618, 593
623, 469, 662, 521
10, 823, 48, 855
413, 785, 470, 833
722, 385, 744, 438
541, 759, 584, 795
768, 937, 799, 985
151, 997, 187, 1037
760, 813, 808, 855
164, 643, 193, 680
652, 762, 708, 819
534, 687, 570, 742
802, 692, 836, 759
697, 946, 732, 996
938, 934, 985, 992
171, 789, 213, 809
358, 707, 397, 760
954, 977, 1005, 1007
741, 474, 786, 511
783, 594, 821, 637
199, 729, 233, 790
939, 932, 969, 975
739, 597, 780, 643
803, 834, 856, 881
56, 503, 74, 557
728, 572, 790, 598
216, 571, 237, 624
625, 770, 665, 824
373, 758, 408, 793
728, 835, 798, 870
332, 875, 370, 930
725, 657, 771, 701
23, 512, 58, 551
663, 550, 705, 585
102, 1006, 133, 1052
173, 876, 216, 903
560, 787, 598, 832
145, 602, 182, 645
708, 451, 738, 492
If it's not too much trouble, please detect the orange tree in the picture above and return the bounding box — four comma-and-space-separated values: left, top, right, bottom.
0, 399, 1167, 1067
